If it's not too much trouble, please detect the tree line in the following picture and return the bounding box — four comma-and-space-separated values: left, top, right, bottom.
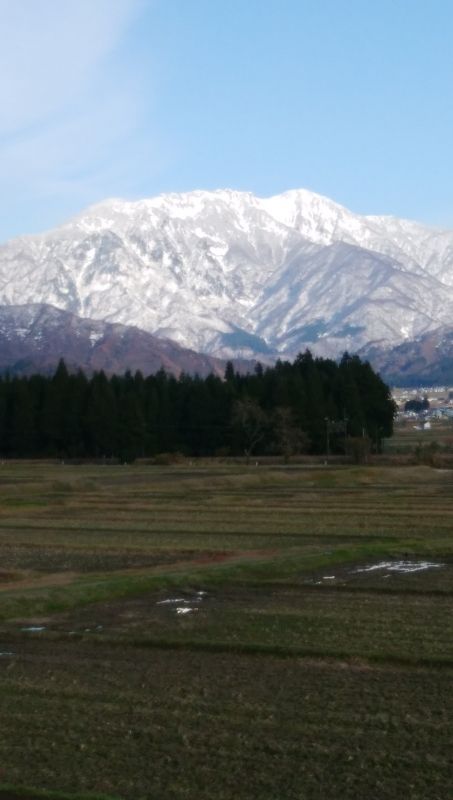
0, 352, 396, 461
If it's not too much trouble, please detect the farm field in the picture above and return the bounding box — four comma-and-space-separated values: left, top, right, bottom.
387, 417, 453, 453
0, 462, 453, 799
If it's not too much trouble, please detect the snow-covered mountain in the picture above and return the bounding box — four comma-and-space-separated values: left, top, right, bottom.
1, 188, 453, 360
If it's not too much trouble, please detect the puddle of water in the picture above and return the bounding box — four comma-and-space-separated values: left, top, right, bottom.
323, 576, 335, 580
156, 598, 189, 605
176, 607, 198, 615
158, 593, 207, 607
21, 626, 46, 632
0, 651, 14, 657
355, 561, 444, 574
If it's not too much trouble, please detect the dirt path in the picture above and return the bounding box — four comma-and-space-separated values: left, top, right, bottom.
0, 549, 280, 594
0, 571, 79, 592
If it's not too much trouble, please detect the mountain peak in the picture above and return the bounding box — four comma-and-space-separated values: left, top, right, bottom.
1, 188, 453, 364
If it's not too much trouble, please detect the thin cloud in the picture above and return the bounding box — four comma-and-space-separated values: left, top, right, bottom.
0, 0, 157, 240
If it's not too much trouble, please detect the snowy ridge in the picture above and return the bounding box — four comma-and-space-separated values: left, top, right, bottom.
1, 188, 453, 359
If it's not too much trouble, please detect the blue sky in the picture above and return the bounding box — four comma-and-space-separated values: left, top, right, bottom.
1, 0, 453, 242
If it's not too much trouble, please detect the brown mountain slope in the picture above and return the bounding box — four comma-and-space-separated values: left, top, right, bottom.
363, 326, 453, 385
0, 304, 254, 377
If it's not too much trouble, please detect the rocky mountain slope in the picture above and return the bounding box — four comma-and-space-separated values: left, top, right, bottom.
0, 303, 246, 377
363, 326, 453, 386
1, 188, 453, 361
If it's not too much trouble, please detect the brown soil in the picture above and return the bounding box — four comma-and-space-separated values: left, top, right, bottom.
0, 570, 24, 583
193, 547, 278, 564
0, 548, 280, 595
0, 571, 78, 593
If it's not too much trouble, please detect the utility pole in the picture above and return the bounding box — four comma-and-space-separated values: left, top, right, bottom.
324, 417, 330, 461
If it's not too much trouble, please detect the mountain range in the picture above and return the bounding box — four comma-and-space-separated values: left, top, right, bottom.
1, 188, 453, 381
0, 303, 248, 378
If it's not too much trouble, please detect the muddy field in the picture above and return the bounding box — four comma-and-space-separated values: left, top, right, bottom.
4, 558, 453, 665
0, 463, 453, 799
302, 557, 453, 591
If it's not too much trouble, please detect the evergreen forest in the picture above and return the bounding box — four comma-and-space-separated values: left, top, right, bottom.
0, 352, 396, 461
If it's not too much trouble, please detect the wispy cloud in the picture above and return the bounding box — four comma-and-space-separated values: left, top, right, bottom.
0, 0, 158, 240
